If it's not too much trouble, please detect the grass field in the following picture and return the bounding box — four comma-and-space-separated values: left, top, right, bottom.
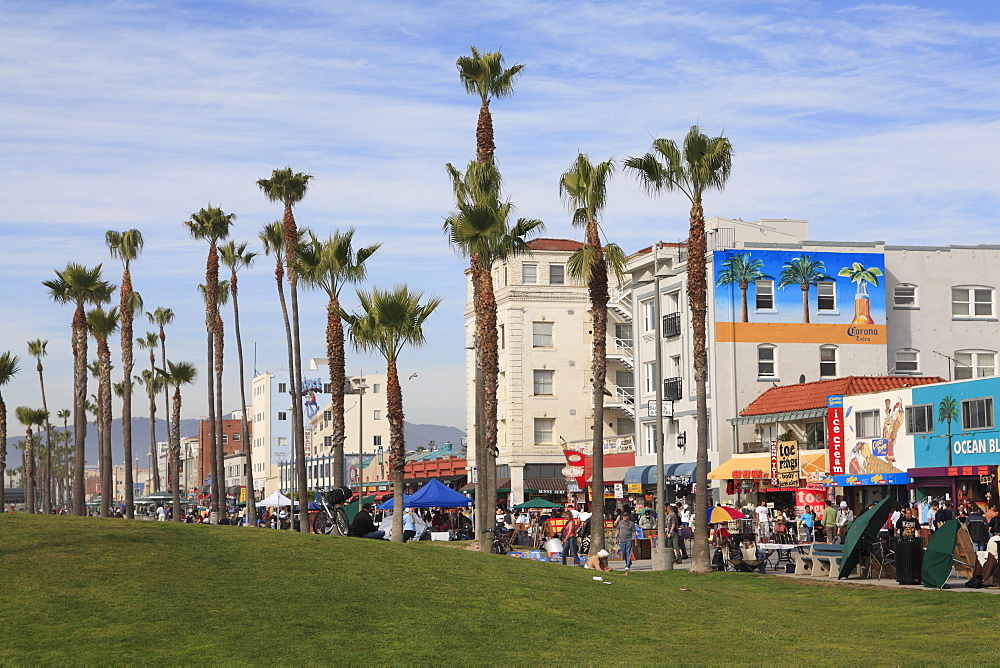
1, 514, 997, 664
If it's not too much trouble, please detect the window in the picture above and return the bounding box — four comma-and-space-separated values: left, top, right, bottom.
856, 409, 881, 438
952, 287, 994, 318
277, 412, 287, 421
232, 433, 240, 442
893, 284, 917, 308
499, 324, 505, 350
817, 282, 836, 312
533, 369, 554, 395
549, 264, 565, 285
820, 346, 837, 377
644, 423, 658, 455
373, 410, 382, 420
323, 383, 333, 394
906, 405, 933, 434
373, 383, 381, 394
278, 382, 287, 393
962, 398, 994, 430
616, 418, 634, 435
323, 410, 332, 421
221, 434, 228, 444
757, 345, 776, 377
533, 418, 554, 445
642, 300, 656, 332
373, 435, 382, 446
615, 370, 634, 396
755, 280, 774, 310
615, 323, 632, 348
532, 322, 553, 347
644, 362, 656, 394
522, 263, 537, 284
323, 435, 332, 448
954, 351, 996, 380
895, 349, 919, 374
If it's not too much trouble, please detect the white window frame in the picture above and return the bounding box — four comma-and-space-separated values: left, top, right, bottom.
895, 349, 919, 374
962, 397, 994, 430
906, 404, 933, 435
522, 263, 538, 284
757, 344, 776, 378
644, 362, 656, 394
532, 321, 553, 348
642, 299, 656, 332
893, 284, 917, 308
954, 350, 996, 380
817, 282, 836, 312
856, 409, 881, 438
644, 423, 658, 456
533, 369, 554, 396
549, 264, 565, 285
373, 435, 382, 446
755, 280, 774, 310
373, 410, 382, 420
533, 418, 555, 445
820, 345, 837, 378
952, 286, 994, 319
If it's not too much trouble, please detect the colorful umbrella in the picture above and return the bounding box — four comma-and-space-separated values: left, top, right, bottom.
838, 496, 893, 580
922, 519, 960, 588
707, 506, 747, 523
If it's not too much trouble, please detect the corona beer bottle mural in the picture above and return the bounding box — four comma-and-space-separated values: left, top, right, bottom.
838, 261, 883, 325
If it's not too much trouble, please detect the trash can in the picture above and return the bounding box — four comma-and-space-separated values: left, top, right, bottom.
895, 538, 923, 584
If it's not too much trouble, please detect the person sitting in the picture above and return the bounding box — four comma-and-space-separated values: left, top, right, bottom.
350, 503, 386, 540
585, 549, 613, 572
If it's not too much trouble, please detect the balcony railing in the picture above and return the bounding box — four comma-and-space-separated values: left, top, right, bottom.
662, 312, 681, 339
664, 377, 683, 401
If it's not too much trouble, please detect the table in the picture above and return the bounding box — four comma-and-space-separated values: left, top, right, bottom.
757, 542, 809, 570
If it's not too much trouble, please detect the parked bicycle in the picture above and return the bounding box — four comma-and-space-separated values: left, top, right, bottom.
491, 526, 516, 554
312, 486, 353, 536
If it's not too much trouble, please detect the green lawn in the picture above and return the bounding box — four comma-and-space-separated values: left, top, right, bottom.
1, 514, 996, 664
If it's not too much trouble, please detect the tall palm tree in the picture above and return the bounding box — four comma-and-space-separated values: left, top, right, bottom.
148, 308, 175, 483
444, 159, 543, 550
136, 332, 163, 491
43, 263, 114, 515
199, 279, 230, 517
0, 352, 20, 509
257, 168, 312, 532
559, 154, 626, 553
221, 241, 260, 524
106, 228, 144, 518
159, 360, 197, 522
27, 340, 54, 513
778, 254, 830, 324
185, 205, 234, 522
55, 407, 70, 507
343, 285, 440, 542
88, 306, 119, 517
938, 395, 959, 467
297, 230, 381, 487
456, 47, 525, 164
717, 252, 771, 323
15, 406, 48, 513
625, 125, 734, 574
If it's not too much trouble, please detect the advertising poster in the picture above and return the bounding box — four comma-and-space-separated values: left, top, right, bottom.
776, 439, 799, 488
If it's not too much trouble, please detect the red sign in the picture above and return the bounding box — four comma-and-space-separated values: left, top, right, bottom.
827, 396, 846, 475
769, 440, 779, 486
795, 488, 828, 511
562, 450, 587, 490
733, 469, 764, 479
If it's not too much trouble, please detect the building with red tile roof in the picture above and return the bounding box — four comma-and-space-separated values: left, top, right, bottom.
739, 376, 945, 417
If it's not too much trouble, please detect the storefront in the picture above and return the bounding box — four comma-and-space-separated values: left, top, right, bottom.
822, 472, 910, 513
908, 466, 999, 510
709, 452, 827, 507
623, 463, 696, 506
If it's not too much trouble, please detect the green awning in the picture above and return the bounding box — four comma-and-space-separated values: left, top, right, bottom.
729, 407, 827, 425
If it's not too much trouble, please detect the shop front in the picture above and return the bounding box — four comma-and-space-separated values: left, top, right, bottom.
710, 452, 827, 508
622, 462, 696, 507
822, 471, 910, 513
907, 466, 999, 510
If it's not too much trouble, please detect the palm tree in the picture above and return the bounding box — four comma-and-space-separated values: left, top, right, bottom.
342, 285, 441, 542
625, 125, 734, 574
717, 252, 772, 323
199, 279, 230, 517
777, 254, 830, 324
559, 154, 626, 553
43, 263, 114, 515
136, 332, 163, 492
443, 159, 543, 550
297, 231, 381, 487
15, 407, 48, 513
185, 206, 234, 522
257, 168, 312, 532
88, 306, 119, 517
456, 47, 525, 164
26, 340, 54, 513
159, 360, 197, 522
938, 395, 959, 467
106, 228, 144, 518
0, 352, 20, 509
221, 241, 260, 525
838, 261, 883, 325
55, 407, 70, 507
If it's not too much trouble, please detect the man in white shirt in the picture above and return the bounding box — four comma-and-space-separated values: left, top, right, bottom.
156, 505, 168, 522
566, 504, 581, 519
755, 502, 771, 536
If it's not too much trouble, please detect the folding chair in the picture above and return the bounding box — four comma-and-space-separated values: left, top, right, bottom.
867, 540, 894, 580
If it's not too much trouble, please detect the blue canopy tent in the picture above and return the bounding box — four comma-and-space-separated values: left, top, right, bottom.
378, 479, 472, 509
377, 493, 414, 510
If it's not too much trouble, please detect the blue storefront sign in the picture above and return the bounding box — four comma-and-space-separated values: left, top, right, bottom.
822, 472, 910, 487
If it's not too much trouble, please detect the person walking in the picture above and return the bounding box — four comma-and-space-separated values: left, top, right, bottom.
561, 512, 581, 566
822, 500, 837, 542
800, 505, 815, 543
835, 501, 854, 543
615, 510, 638, 571
665, 504, 683, 564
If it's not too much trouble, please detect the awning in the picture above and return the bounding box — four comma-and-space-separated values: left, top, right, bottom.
729, 408, 828, 425
523, 477, 566, 494
624, 465, 656, 485
460, 477, 511, 493
708, 456, 770, 480
822, 472, 911, 487
587, 467, 632, 484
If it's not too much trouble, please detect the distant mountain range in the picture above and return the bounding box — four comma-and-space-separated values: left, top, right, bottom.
4, 417, 465, 468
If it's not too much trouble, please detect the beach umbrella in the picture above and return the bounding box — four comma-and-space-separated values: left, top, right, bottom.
838, 496, 893, 579
922, 519, 961, 588
707, 506, 747, 524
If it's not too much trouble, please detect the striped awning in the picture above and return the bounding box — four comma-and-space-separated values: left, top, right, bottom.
729, 408, 827, 425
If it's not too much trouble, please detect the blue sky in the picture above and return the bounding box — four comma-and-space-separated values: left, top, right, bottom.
1, 1, 998, 430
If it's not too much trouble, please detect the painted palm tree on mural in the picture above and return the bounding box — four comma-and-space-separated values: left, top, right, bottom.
625, 125, 734, 574
938, 395, 959, 467
342, 285, 440, 542
15, 406, 47, 513
0, 352, 20, 509
838, 261, 883, 325
444, 159, 543, 551
560, 153, 626, 553
717, 252, 771, 323
778, 254, 831, 324
87, 306, 119, 517
44, 263, 114, 515
297, 230, 381, 488
159, 360, 197, 522
257, 168, 313, 532
27, 339, 54, 513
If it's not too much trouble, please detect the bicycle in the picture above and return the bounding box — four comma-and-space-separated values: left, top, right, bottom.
491, 526, 516, 554
312, 486, 353, 536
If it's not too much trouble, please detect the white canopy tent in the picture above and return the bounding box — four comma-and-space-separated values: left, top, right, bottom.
259, 491, 293, 507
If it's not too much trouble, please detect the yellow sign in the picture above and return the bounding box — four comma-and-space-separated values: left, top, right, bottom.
776, 439, 799, 489
627, 484, 643, 494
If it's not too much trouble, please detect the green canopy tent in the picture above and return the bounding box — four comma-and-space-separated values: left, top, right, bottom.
345, 495, 377, 523
838, 496, 893, 580
922, 519, 960, 588
512, 498, 562, 510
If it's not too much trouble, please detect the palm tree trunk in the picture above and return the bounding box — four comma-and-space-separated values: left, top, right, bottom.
326, 294, 346, 487
289, 277, 310, 532
36, 361, 52, 514
0, 395, 6, 509
476, 99, 494, 164
474, 343, 487, 551
156, 334, 167, 492
206, 328, 219, 522
147, 383, 157, 498
231, 278, 256, 526
386, 360, 405, 542
469, 256, 496, 551
24, 428, 36, 514
99, 340, 113, 518
171, 386, 183, 522
214, 310, 225, 519
587, 224, 609, 552
72, 305, 88, 516
205, 242, 221, 522
801, 284, 810, 324
272, 262, 296, 529
121, 271, 135, 519
687, 199, 711, 574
